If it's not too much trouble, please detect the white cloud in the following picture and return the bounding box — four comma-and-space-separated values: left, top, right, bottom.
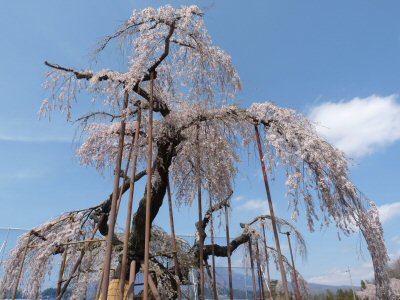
377, 202, 400, 224
236, 199, 267, 212
308, 262, 373, 286
233, 195, 244, 202
309, 95, 400, 157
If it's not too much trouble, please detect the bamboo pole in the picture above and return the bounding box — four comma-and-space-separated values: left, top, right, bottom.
248, 238, 257, 300
286, 232, 301, 300
58, 225, 98, 300
254, 125, 290, 299
196, 124, 205, 300
261, 223, 273, 300
209, 197, 219, 300
56, 245, 68, 297
143, 71, 155, 300
62, 239, 105, 246
12, 231, 31, 300
224, 204, 234, 300
100, 91, 130, 300
119, 108, 142, 300
167, 180, 182, 300
255, 239, 265, 300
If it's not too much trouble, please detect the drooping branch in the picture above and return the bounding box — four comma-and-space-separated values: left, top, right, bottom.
199, 191, 233, 234
44, 61, 170, 116
242, 214, 308, 258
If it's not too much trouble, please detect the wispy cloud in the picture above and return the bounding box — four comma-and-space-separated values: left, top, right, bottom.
236, 199, 267, 212
308, 262, 373, 286
0, 168, 46, 181
233, 195, 244, 202
377, 202, 400, 224
0, 133, 71, 143
391, 235, 400, 246
309, 95, 400, 158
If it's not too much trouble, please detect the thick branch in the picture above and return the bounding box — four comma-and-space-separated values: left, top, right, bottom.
203, 231, 250, 260
97, 170, 146, 236
199, 191, 233, 232
241, 215, 308, 258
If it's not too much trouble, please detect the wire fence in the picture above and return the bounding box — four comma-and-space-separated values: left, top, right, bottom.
0, 227, 276, 300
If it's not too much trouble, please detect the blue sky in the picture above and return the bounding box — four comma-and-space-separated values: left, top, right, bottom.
1, 0, 400, 287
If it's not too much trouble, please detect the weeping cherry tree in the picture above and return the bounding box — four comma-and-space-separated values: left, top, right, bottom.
0, 5, 393, 299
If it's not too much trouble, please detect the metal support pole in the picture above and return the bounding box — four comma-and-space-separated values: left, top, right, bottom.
225, 204, 234, 300
119, 108, 142, 300
286, 232, 301, 300
143, 71, 155, 300
167, 180, 182, 300
100, 91, 130, 300
261, 223, 273, 300
12, 231, 31, 300
248, 238, 257, 300
254, 125, 290, 299
209, 197, 219, 300
196, 124, 205, 300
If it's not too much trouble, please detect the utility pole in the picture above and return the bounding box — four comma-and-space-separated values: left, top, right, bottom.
346, 267, 356, 300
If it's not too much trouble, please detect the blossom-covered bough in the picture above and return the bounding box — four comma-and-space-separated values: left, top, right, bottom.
0, 4, 393, 299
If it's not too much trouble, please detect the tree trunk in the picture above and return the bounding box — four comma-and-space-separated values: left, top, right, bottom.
127, 124, 181, 273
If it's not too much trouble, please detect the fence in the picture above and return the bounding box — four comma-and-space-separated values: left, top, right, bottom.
0, 228, 278, 300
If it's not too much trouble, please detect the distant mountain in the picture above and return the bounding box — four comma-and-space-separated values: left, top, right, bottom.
212, 267, 359, 295
307, 282, 360, 295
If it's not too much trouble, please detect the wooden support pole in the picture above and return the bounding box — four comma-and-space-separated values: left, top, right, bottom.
148, 275, 161, 300
196, 124, 205, 300
100, 91, 130, 300
143, 71, 155, 300
204, 259, 216, 294
209, 197, 219, 300
261, 223, 273, 300
12, 231, 31, 300
224, 204, 234, 300
127, 260, 136, 300
248, 238, 257, 300
95, 272, 103, 300
56, 245, 68, 297
166, 180, 182, 300
286, 232, 301, 300
255, 239, 265, 300
254, 125, 290, 299
141, 264, 161, 300
119, 108, 142, 300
